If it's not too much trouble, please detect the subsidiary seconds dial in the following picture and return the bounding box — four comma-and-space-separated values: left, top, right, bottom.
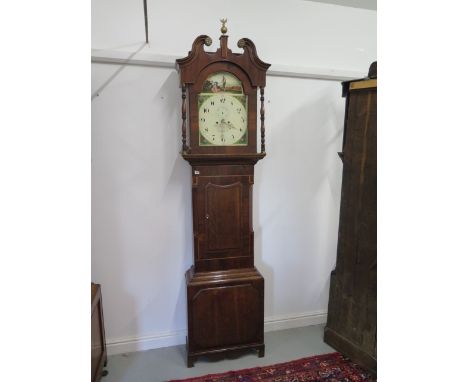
199, 93, 248, 146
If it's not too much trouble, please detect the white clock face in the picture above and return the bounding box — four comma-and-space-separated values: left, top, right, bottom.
198, 72, 248, 146
199, 94, 248, 146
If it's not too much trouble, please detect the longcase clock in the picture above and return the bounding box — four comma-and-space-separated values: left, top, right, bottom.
176, 21, 270, 367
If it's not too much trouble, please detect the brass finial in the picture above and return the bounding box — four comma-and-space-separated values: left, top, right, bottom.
220, 18, 228, 34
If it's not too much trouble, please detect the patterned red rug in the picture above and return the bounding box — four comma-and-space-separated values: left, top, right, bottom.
168, 352, 376, 382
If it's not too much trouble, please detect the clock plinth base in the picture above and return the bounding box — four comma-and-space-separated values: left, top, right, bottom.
185, 266, 265, 368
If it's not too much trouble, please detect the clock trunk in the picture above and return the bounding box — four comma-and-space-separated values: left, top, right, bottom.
192, 165, 254, 272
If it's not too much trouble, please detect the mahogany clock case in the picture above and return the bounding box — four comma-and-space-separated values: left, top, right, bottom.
176, 31, 270, 367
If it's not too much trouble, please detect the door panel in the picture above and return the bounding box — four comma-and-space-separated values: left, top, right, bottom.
206, 182, 242, 251
191, 283, 262, 349
195, 175, 251, 263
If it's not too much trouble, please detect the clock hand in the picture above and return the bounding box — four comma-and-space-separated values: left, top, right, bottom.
219, 119, 229, 132
220, 119, 235, 130
218, 120, 226, 142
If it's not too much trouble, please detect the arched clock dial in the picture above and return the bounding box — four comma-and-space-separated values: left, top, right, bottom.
199, 93, 248, 146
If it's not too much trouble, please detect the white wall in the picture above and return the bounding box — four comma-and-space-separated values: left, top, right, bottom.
92, 0, 376, 354
92, 0, 376, 78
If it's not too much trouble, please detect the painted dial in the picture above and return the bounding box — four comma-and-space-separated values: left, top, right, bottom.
199, 93, 248, 146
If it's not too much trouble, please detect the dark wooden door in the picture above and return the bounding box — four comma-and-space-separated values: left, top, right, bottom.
324, 64, 377, 374
190, 280, 263, 349
205, 179, 244, 253
193, 173, 253, 272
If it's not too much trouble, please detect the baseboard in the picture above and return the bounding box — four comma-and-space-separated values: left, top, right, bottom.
106, 329, 187, 356
106, 310, 327, 355
264, 310, 328, 332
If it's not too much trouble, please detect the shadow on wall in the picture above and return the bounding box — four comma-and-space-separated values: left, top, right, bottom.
92, 66, 193, 353
91, 175, 140, 351
91, 42, 147, 101
165, 75, 194, 365
155, 71, 194, 340
254, 89, 343, 316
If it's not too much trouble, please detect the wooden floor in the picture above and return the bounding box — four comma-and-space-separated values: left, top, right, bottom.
103, 324, 335, 382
